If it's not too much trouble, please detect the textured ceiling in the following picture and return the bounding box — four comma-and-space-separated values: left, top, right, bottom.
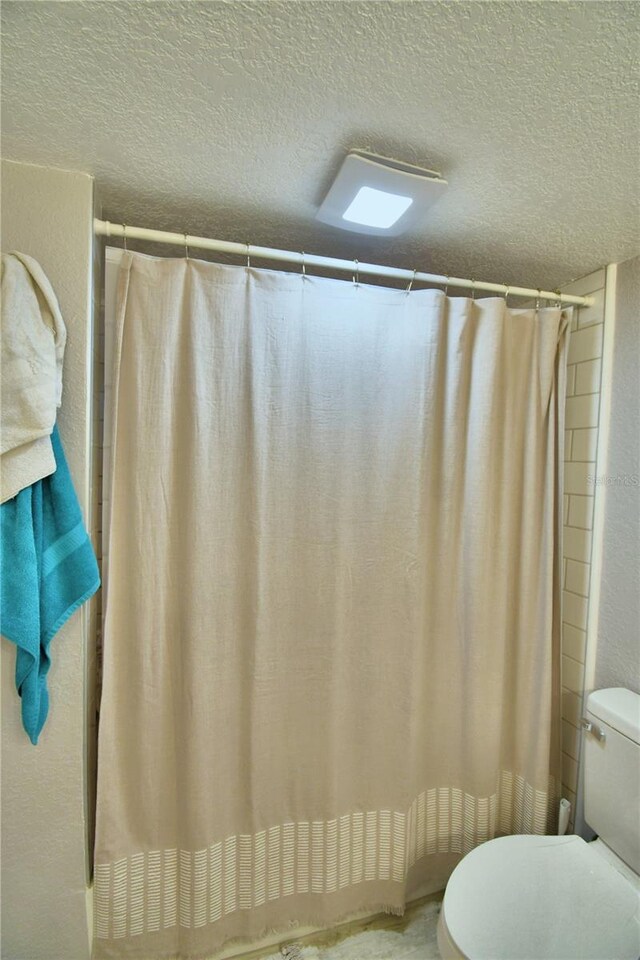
2, 1, 639, 289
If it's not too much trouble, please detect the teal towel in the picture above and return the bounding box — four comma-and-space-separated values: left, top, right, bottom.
0, 425, 100, 743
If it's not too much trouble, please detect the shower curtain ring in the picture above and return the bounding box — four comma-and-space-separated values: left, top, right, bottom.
555, 288, 562, 309
443, 275, 449, 297
184, 233, 190, 260
471, 278, 476, 301
122, 224, 127, 251
504, 284, 510, 307
353, 259, 359, 288
301, 251, 306, 280
536, 289, 542, 311
406, 269, 417, 295
246, 243, 251, 269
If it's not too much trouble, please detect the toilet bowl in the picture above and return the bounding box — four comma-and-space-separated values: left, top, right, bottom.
437, 834, 640, 959
437, 688, 640, 959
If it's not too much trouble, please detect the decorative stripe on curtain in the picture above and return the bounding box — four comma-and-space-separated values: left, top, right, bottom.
94, 771, 556, 942
94, 252, 569, 959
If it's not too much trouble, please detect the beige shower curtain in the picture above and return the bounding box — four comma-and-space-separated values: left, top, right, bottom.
94, 252, 569, 959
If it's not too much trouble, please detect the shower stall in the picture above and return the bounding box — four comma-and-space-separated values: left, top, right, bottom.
91, 236, 594, 960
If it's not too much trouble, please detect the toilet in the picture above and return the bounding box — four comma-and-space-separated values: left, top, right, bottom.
437, 687, 640, 959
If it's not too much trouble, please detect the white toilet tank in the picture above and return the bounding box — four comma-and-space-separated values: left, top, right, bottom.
583, 687, 640, 874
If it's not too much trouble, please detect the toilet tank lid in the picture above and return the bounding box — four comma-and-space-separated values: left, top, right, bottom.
587, 688, 640, 744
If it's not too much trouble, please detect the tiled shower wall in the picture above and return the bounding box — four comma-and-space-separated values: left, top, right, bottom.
559, 267, 609, 830
86, 231, 106, 876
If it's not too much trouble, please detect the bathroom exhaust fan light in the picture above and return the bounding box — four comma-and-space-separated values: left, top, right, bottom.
316, 150, 447, 237
342, 187, 413, 229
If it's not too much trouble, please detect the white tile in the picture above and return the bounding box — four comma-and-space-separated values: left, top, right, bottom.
564, 430, 573, 461
564, 525, 593, 563
568, 494, 594, 530
562, 686, 582, 727
561, 270, 605, 298
577, 288, 605, 327
562, 655, 585, 694
575, 358, 602, 395
564, 462, 595, 496
562, 623, 587, 663
563, 590, 588, 630
562, 752, 578, 793
562, 720, 580, 760
565, 559, 590, 597
566, 364, 576, 397
567, 324, 603, 365
565, 394, 599, 429
571, 428, 598, 462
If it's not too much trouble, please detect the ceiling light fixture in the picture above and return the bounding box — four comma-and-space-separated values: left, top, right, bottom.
342, 186, 413, 229
316, 150, 447, 237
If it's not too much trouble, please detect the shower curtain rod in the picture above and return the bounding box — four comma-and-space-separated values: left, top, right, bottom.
94, 219, 594, 307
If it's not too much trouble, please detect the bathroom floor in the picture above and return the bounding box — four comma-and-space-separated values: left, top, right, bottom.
262, 899, 442, 960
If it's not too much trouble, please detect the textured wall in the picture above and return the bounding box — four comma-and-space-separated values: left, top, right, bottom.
3, 1, 639, 290
596, 255, 640, 694
1, 160, 94, 960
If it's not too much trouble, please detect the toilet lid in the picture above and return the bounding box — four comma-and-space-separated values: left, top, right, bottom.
442, 834, 640, 960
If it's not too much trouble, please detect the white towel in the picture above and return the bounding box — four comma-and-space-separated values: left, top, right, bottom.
1, 252, 66, 502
